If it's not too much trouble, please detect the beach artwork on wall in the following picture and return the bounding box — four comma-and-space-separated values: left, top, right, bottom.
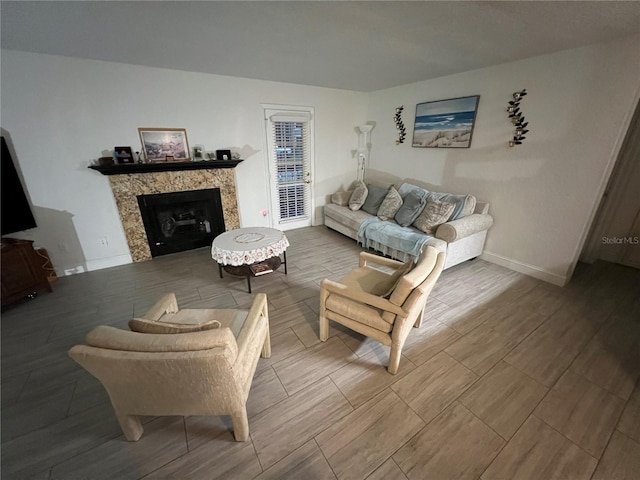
412, 95, 480, 148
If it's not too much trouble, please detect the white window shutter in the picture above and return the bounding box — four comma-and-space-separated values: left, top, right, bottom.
269, 117, 311, 223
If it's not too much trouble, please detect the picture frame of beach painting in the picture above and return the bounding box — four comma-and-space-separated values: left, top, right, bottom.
412, 95, 480, 148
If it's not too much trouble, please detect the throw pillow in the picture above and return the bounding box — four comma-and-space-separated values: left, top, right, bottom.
377, 186, 403, 221
413, 200, 455, 234
331, 190, 353, 206
427, 192, 476, 221
394, 190, 427, 227
128, 317, 221, 334
348, 181, 368, 211
361, 184, 389, 215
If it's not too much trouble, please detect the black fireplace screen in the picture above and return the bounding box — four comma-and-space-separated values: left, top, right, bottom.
137, 188, 225, 257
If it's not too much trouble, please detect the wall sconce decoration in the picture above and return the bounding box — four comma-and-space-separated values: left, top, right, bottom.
356, 124, 374, 181
394, 106, 406, 145
507, 89, 529, 147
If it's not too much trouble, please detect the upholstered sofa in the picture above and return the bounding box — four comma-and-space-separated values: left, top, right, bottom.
324, 181, 493, 269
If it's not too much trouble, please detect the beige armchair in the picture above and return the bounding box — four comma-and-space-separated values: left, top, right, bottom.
68, 293, 270, 442
319, 246, 445, 374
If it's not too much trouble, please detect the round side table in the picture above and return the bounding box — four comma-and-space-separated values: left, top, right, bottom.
211, 227, 289, 293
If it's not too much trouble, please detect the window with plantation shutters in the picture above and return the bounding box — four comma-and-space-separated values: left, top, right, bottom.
264, 108, 314, 229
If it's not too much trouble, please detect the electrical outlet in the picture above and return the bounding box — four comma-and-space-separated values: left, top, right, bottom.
98, 237, 108, 247
57, 243, 68, 253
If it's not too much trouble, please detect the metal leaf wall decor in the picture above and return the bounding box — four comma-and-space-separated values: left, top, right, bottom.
394, 106, 406, 145
507, 89, 529, 147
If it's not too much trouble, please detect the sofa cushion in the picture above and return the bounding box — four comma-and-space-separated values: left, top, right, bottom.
397, 183, 429, 200
325, 203, 374, 232
413, 200, 455, 234
361, 184, 389, 215
349, 181, 368, 210
377, 186, 403, 221
394, 190, 427, 227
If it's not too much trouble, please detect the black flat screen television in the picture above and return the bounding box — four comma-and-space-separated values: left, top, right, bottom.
1, 136, 37, 236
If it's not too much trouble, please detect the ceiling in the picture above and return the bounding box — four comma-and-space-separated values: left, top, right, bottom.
2, 1, 639, 92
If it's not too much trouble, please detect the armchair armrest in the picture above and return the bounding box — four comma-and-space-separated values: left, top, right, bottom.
358, 251, 405, 269
235, 293, 270, 363
321, 279, 406, 316
140, 293, 179, 321
435, 213, 494, 243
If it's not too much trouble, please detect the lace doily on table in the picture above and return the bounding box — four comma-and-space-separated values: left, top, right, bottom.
212, 235, 289, 266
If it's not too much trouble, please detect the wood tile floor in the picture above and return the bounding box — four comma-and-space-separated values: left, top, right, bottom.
2, 226, 639, 479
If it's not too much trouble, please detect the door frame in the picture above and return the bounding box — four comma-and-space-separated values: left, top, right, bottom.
261, 103, 315, 230
580, 93, 640, 266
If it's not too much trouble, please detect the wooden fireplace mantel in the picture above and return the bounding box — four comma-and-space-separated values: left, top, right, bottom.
89, 159, 243, 175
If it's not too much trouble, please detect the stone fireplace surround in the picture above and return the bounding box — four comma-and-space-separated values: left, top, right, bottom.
107, 169, 240, 262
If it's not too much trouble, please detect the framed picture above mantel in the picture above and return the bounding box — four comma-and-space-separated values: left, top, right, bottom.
138, 128, 190, 162
412, 95, 480, 148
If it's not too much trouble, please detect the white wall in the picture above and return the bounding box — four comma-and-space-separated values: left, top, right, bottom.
1, 51, 366, 274
366, 35, 640, 285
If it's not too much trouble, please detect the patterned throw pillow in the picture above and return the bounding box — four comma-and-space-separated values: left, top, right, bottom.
377, 186, 403, 221
349, 181, 368, 211
394, 190, 427, 227
413, 200, 455, 234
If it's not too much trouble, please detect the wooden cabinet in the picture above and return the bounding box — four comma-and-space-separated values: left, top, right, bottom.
1, 238, 52, 306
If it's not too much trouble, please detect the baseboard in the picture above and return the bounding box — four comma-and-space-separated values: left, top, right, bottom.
480, 251, 567, 286
62, 254, 132, 276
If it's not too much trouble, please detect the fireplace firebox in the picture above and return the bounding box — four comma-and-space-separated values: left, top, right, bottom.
137, 189, 225, 257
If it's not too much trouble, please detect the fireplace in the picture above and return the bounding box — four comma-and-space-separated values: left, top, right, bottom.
101, 168, 240, 262
137, 188, 225, 257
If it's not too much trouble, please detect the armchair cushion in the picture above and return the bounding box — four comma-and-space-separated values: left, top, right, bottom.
85, 325, 238, 355
339, 258, 413, 298
325, 296, 393, 332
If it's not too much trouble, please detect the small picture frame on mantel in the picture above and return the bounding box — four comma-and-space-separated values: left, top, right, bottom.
114, 146, 134, 164
216, 149, 232, 161
192, 144, 205, 161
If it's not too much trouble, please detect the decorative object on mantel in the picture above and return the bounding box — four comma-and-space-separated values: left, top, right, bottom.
507, 89, 529, 147
192, 144, 205, 161
138, 128, 190, 162
394, 106, 406, 144
216, 149, 232, 160
412, 95, 480, 148
114, 146, 134, 164
355, 124, 374, 181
